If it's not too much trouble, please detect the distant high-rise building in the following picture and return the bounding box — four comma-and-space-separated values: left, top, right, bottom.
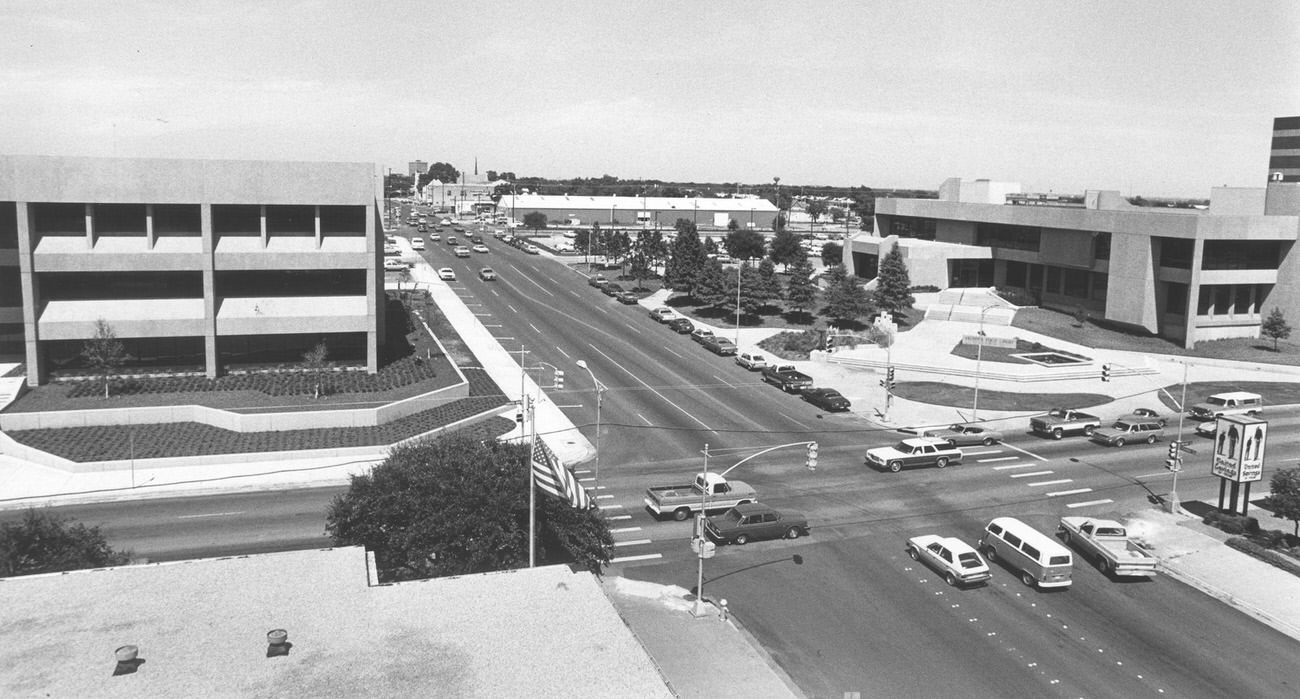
408, 160, 428, 177
1269, 116, 1300, 183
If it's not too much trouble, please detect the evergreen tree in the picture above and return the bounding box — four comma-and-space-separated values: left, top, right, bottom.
768, 229, 805, 268
823, 274, 874, 325
784, 259, 819, 318
703, 236, 720, 256
693, 257, 729, 307
756, 258, 782, 306
873, 246, 917, 315
1261, 307, 1292, 351
663, 219, 707, 295
722, 263, 770, 318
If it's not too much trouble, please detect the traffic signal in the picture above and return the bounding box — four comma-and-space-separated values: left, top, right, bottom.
825, 333, 835, 352
806, 441, 819, 470
1165, 458, 1181, 472
1101, 364, 1111, 382
887, 367, 896, 389
554, 370, 565, 390
515, 410, 523, 424
1167, 441, 1180, 460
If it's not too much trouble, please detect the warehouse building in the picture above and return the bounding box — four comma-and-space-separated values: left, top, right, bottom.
0, 155, 385, 386
501, 194, 779, 230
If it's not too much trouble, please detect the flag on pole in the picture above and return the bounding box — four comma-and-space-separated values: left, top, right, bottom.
531, 438, 591, 509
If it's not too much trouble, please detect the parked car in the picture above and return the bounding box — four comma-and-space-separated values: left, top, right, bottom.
922, 423, 1003, 447
866, 437, 964, 473
1090, 418, 1164, 447
472, 244, 489, 253
801, 387, 851, 411
454, 246, 471, 258
602, 283, 625, 297
906, 534, 992, 587
690, 327, 715, 344
411, 237, 425, 250
478, 267, 496, 281
701, 336, 738, 356
524, 244, 540, 254
383, 258, 407, 271
1123, 408, 1168, 426
704, 503, 808, 545
383, 244, 400, 256
761, 364, 814, 393
1188, 391, 1263, 420
437, 267, 456, 281
668, 318, 694, 334
616, 291, 639, 305
649, 307, 675, 322
589, 274, 609, 288
735, 352, 767, 371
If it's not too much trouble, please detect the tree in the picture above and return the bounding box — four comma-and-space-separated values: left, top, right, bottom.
426, 162, 460, 185
773, 213, 787, 233
627, 252, 653, 290
635, 228, 668, 274
727, 218, 739, 233
724, 228, 767, 262
574, 226, 592, 257
326, 436, 614, 582
1261, 308, 1292, 351
301, 340, 330, 399
703, 236, 720, 256
663, 219, 707, 295
820, 241, 843, 267
693, 257, 729, 307
523, 211, 548, 232
755, 258, 782, 306
769, 229, 805, 268
784, 259, 819, 319
807, 200, 827, 222
723, 263, 773, 318
823, 274, 874, 325
872, 246, 916, 315
1262, 467, 1300, 536
81, 319, 132, 399
0, 508, 131, 577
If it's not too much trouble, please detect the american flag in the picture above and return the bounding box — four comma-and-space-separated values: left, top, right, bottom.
531, 438, 592, 509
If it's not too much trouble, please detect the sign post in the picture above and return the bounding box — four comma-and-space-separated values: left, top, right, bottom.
1210, 415, 1267, 516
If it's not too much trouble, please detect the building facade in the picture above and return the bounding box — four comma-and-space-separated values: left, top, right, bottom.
0, 155, 385, 386
408, 160, 428, 177
501, 194, 779, 230
1270, 115, 1300, 183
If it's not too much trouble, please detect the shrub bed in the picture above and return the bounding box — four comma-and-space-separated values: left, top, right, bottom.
758, 329, 822, 360
1226, 537, 1300, 578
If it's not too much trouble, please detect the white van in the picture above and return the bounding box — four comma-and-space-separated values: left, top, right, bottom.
1188, 391, 1263, 420
979, 517, 1073, 589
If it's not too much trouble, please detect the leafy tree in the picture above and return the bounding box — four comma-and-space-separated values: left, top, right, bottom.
807, 200, 827, 222
723, 263, 772, 317
384, 174, 415, 198
822, 262, 848, 287
81, 319, 132, 399
1261, 308, 1292, 351
703, 236, 720, 256
820, 241, 843, 267
574, 226, 592, 256
823, 273, 873, 325
773, 213, 787, 233
426, 161, 460, 185
326, 436, 614, 582
727, 218, 739, 233
635, 228, 668, 273
872, 246, 916, 315
755, 258, 782, 306
612, 230, 633, 268
0, 508, 131, 577
627, 252, 653, 290
769, 229, 805, 268
301, 340, 330, 399
784, 259, 819, 318
1262, 467, 1300, 536
663, 219, 707, 295
523, 211, 548, 232
693, 257, 729, 307
724, 228, 767, 262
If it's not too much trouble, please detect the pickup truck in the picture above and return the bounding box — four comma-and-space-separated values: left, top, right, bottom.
644, 472, 758, 521
1030, 408, 1101, 440
1057, 517, 1158, 578
762, 364, 814, 393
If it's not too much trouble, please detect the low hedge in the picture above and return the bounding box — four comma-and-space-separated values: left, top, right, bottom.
1225, 537, 1300, 578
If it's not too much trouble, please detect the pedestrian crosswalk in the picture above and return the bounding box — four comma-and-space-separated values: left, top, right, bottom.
975, 444, 1115, 509
575, 468, 665, 564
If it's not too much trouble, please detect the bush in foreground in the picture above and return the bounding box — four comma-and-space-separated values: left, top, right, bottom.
0, 509, 132, 577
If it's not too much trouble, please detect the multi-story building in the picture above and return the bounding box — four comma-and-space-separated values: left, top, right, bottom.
501, 194, 779, 230
408, 160, 428, 177
1270, 115, 1300, 183
843, 118, 1300, 348
0, 155, 385, 387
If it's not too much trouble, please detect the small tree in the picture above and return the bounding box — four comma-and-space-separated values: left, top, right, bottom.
768, 229, 805, 269
663, 219, 707, 296
823, 274, 874, 325
0, 508, 131, 577
724, 228, 766, 262
784, 259, 819, 320
872, 246, 916, 315
301, 340, 330, 399
523, 211, 548, 232
81, 319, 132, 399
1262, 467, 1300, 537
820, 241, 844, 267
1261, 308, 1292, 351
1073, 306, 1089, 328
807, 200, 827, 222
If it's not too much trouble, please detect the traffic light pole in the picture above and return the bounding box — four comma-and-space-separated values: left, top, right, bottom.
1169, 362, 1188, 514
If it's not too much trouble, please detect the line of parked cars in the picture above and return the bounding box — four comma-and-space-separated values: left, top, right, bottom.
1027, 391, 1264, 447
587, 273, 639, 304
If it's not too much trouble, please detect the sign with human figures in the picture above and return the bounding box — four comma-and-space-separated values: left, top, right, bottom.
1210, 415, 1267, 483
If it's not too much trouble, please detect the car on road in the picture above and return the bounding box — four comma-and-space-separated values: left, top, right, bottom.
667, 318, 694, 334
649, 307, 675, 322
411, 237, 425, 250
1188, 391, 1263, 420
906, 534, 992, 587
922, 423, 1003, 447
616, 291, 639, 305
1122, 408, 1168, 426
472, 244, 489, 253
446, 236, 457, 245
454, 246, 471, 257
701, 335, 738, 356
1090, 418, 1165, 447
690, 327, 715, 344
602, 282, 625, 297
437, 267, 456, 281
1195, 420, 1217, 437
1030, 408, 1101, 440
524, 244, 540, 254
735, 352, 767, 371
866, 437, 964, 473
478, 267, 496, 281
428, 233, 440, 242
704, 503, 808, 545
383, 244, 400, 256
439, 219, 451, 226
454, 226, 466, 233
383, 258, 407, 271
589, 274, 609, 288
800, 387, 850, 412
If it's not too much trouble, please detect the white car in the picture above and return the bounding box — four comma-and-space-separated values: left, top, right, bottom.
383, 258, 406, 271
736, 352, 767, 371
411, 237, 425, 250
437, 267, 456, 281
649, 307, 675, 322
472, 244, 489, 253
454, 246, 471, 258
906, 534, 992, 587
383, 244, 400, 256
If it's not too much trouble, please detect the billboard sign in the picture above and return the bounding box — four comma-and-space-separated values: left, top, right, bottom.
1210, 415, 1267, 483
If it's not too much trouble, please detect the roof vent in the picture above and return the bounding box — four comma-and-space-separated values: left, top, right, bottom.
113, 645, 143, 675
267, 629, 292, 657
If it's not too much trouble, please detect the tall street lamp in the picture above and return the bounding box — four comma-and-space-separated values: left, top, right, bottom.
972, 303, 1000, 421
734, 263, 742, 345
575, 360, 606, 492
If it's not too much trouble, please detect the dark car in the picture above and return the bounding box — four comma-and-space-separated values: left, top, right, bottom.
588, 274, 608, 288
668, 318, 694, 334
616, 291, 639, 304
801, 387, 851, 412
602, 282, 625, 297
701, 335, 738, 356
922, 423, 1003, 447
704, 503, 808, 545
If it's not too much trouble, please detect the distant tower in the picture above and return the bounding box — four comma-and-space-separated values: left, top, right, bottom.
1269, 116, 1300, 183
408, 160, 428, 177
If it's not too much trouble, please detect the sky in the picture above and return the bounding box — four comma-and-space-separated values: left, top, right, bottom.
2, 1, 1297, 198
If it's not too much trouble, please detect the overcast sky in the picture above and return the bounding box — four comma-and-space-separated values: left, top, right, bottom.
2, 1, 1296, 197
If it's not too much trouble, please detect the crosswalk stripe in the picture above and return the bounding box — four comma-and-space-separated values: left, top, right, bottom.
607, 515, 632, 520
1067, 499, 1114, 508
614, 539, 652, 547
612, 553, 663, 563
1027, 479, 1073, 487
1010, 470, 1054, 478
610, 527, 642, 534
1047, 488, 1092, 497
963, 449, 1003, 456
993, 463, 1033, 470
978, 456, 1020, 463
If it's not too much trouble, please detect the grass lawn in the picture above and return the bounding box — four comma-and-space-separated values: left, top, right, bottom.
1014, 306, 1300, 366
949, 338, 1091, 365
893, 381, 1113, 412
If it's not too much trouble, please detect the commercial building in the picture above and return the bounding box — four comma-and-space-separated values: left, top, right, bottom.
0, 155, 385, 386
843, 118, 1300, 348
502, 194, 779, 230
407, 160, 427, 177
1270, 115, 1300, 183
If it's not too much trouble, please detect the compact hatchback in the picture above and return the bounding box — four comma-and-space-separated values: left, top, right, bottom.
736, 352, 767, 370
906, 534, 992, 587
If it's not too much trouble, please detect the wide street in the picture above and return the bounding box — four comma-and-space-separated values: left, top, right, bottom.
12, 215, 1300, 697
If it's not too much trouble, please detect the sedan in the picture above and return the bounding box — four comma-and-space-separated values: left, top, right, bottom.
588, 274, 609, 288
704, 503, 808, 545
411, 237, 425, 250
454, 246, 471, 258
1123, 408, 1169, 426
602, 283, 625, 297
649, 307, 675, 322
383, 244, 400, 256
690, 327, 715, 344
667, 318, 694, 334
383, 258, 407, 271
437, 267, 456, 281
472, 244, 489, 253
616, 291, 639, 305
801, 387, 850, 411
906, 534, 992, 587
922, 423, 1003, 447
524, 244, 540, 254
478, 267, 497, 281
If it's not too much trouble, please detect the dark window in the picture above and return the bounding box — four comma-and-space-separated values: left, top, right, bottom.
216, 270, 366, 297
988, 523, 1003, 536
1090, 273, 1108, 301
0, 202, 18, 249
38, 271, 203, 300
1158, 238, 1194, 269
1198, 286, 1214, 315
0, 271, 21, 305
212, 205, 261, 236
1021, 544, 1041, 559
1202, 240, 1281, 270
1234, 286, 1253, 314
95, 204, 147, 237
31, 203, 85, 237
1045, 266, 1061, 293
1005, 260, 1027, 288
1004, 532, 1022, 547
1093, 232, 1110, 260
153, 204, 201, 237
1166, 282, 1188, 316
889, 216, 936, 240
1063, 269, 1088, 298
976, 223, 1040, 252
1215, 286, 1231, 313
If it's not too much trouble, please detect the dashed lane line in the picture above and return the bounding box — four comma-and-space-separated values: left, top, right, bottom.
1047, 488, 1093, 497
993, 463, 1034, 471
588, 344, 714, 432
529, 322, 541, 333
596, 494, 615, 500
662, 347, 683, 359
1027, 479, 1073, 487
1009, 470, 1054, 478
637, 413, 652, 425
978, 456, 1020, 463
508, 304, 519, 313
1067, 499, 1115, 508
555, 346, 571, 359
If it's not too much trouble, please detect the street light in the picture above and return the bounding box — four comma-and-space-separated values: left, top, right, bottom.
972, 303, 1000, 421
575, 360, 606, 493
734, 262, 742, 345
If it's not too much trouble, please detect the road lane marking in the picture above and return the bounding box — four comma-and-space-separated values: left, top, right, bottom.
662, 347, 683, 358
1134, 472, 1171, 480
590, 343, 714, 432
1010, 470, 1054, 478
574, 469, 591, 474
474, 313, 493, 317
492, 336, 515, 341
515, 269, 556, 297
483, 323, 503, 327
614, 539, 652, 547
1047, 488, 1092, 497
963, 449, 1002, 456
1027, 479, 1073, 487
612, 553, 663, 563
569, 289, 581, 297
714, 374, 739, 388
1067, 499, 1114, 508
579, 477, 595, 482
638, 413, 652, 425
177, 511, 245, 519
625, 324, 642, 335
978, 456, 1020, 463
508, 304, 519, 313
555, 346, 570, 358
491, 289, 500, 296
555, 404, 583, 409
777, 411, 802, 426
601, 504, 625, 509
611, 527, 643, 534
1002, 442, 1050, 462
529, 323, 541, 333
992, 463, 1033, 471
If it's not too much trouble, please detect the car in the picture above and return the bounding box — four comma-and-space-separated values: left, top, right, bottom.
478, 267, 497, 281
668, 318, 694, 334
383, 258, 407, 271
411, 237, 425, 250
524, 244, 540, 254
906, 534, 992, 587
1188, 391, 1263, 420
602, 282, 625, 297
1195, 420, 1218, 437
800, 387, 851, 411
735, 352, 767, 371
454, 226, 466, 233
417, 224, 427, 233
454, 246, 471, 258
922, 423, 1003, 447
472, 244, 489, 253
589, 274, 609, 289
865, 437, 964, 473
1123, 408, 1168, 426
428, 233, 440, 242
649, 307, 675, 322
1090, 418, 1165, 447
502, 235, 515, 245
437, 267, 456, 281
471, 235, 485, 244
703, 503, 808, 545
616, 291, 639, 305
439, 219, 451, 226
383, 244, 399, 256
446, 236, 457, 245
690, 327, 715, 344
385, 235, 398, 244
701, 335, 738, 356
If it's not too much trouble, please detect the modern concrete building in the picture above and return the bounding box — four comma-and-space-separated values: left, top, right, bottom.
0, 155, 385, 386
501, 194, 779, 230
845, 160, 1300, 348
407, 159, 427, 177
1269, 115, 1300, 183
